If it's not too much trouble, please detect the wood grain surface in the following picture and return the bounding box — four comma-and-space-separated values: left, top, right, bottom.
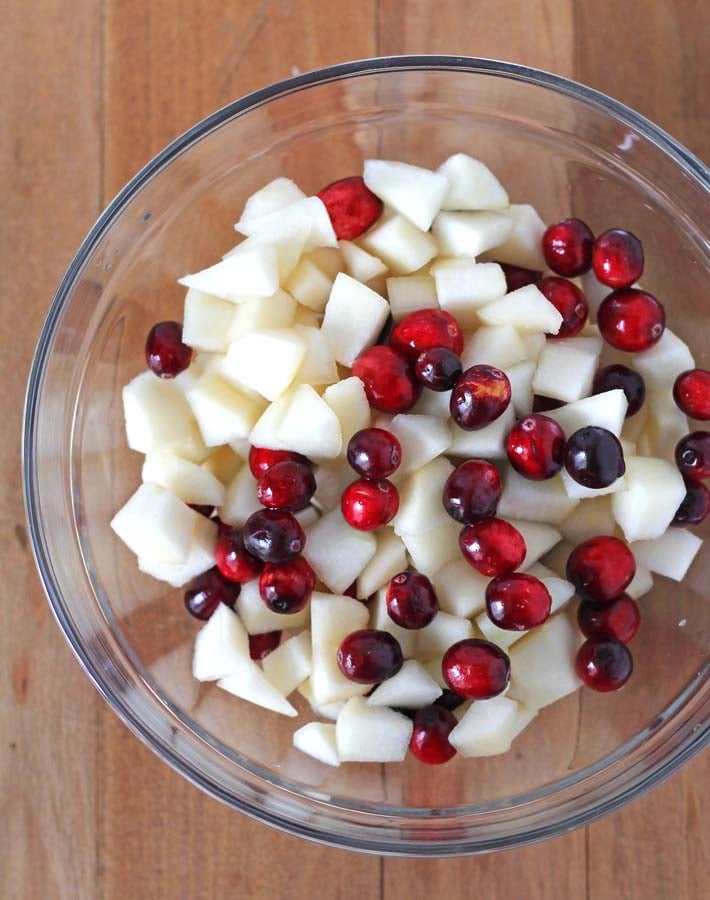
1, 1, 708, 897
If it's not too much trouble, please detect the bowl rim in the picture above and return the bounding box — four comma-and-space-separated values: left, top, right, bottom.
23, 55, 709, 856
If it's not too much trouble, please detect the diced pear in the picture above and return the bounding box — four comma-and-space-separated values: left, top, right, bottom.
394, 457, 454, 536
292, 305, 322, 327
363, 159, 448, 230
224, 329, 306, 401
297, 678, 345, 722
111, 483, 197, 564
370, 588, 418, 658
306, 246, 345, 280
192, 603, 249, 681
249, 389, 294, 451
431, 260, 507, 328
339, 240, 388, 283
541, 540, 575, 578
182, 289, 237, 352
360, 214, 438, 275
432, 210, 513, 258
448, 403, 515, 459
509, 704, 538, 744
310, 593, 370, 705
581, 269, 614, 318
262, 631, 312, 696
226, 290, 297, 342
386, 414, 452, 475
525, 564, 575, 613
236, 579, 310, 634
236, 196, 337, 250
544, 389, 628, 439
179, 243, 280, 301
432, 558, 489, 618
487, 204, 547, 271
304, 508, 377, 593
238, 177, 306, 226
508, 519, 562, 569
437, 153, 509, 211
312, 458, 353, 513
276, 384, 342, 459
320, 272, 389, 367
497, 469, 579, 525
367, 660, 442, 708
186, 372, 264, 446
294, 505, 320, 530
292, 326, 338, 387
521, 331, 546, 363
202, 445, 243, 484
236, 220, 310, 282
632, 329, 694, 389
386, 274, 439, 320
475, 612, 526, 651
612, 456, 685, 541
508, 614, 582, 710
416, 611, 474, 660
219, 463, 260, 526
506, 360, 536, 416
336, 697, 413, 763
138, 513, 218, 588
142, 452, 225, 506
532, 336, 603, 402
626, 564, 654, 599
449, 696, 521, 757
284, 258, 333, 312
400, 520, 462, 577
322, 377, 371, 447
421, 658, 448, 689
293, 722, 340, 767
646, 389, 689, 461
461, 324, 528, 370
560, 467, 627, 501
356, 529, 408, 599
218, 662, 297, 717
411, 387, 452, 418
631, 529, 702, 581
560, 495, 615, 544
479, 284, 562, 335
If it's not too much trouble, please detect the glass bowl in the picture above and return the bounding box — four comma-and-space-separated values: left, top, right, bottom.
23, 56, 709, 856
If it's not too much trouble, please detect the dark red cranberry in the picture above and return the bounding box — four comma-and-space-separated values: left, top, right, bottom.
409, 705, 458, 765
450, 365, 511, 430
189, 504, 214, 518
672, 477, 710, 526
673, 369, 710, 421
248, 447, 310, 480
592, 365, 646, 417
542, 218, 594, 277
214, 516, 232, 536
241, 509, 306, 563
386, 572, 439, 629
564, 426, 626, 489
506, 414, 565, 481
532, 395, 564, 413
145, 321, 192, 378
597, 288, 665, 352
537, 276, 588, 338
566, 536, 636, 604
676, 432, 710, 479
442, 639, 510, 699
317, 175, 383, 240
215, 528, 264, 582
592, 228, 644, 289
347, 428, 402, 479
259, 557, 315, 614
184, 567, 241, 620
498, 262, 542, 292
341, 479, 399, 531
434, 690, 466, 712
343, 581, 359, 599
256, 460, 316, 512
352, 345, 421, 413
248, 631, 282, 660
415, 347, 463, 391
390, 309, 464, 362
337, 629, 403, 683
485, 573, 552, 631
442, 460, 501, 524
459, 517, 526, 577
577, 594, 640, 644
576, 638, 633, 691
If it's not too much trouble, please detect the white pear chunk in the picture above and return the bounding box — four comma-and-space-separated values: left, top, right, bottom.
632, 329, 694, 389
277, 385, 343, 458
360, 214, 438, 274
432, 210, 513, 258
431, 260, 507, 328
612, 456, 685, 542
294, 505, 320, 530
339, 240, 388, 283
224, 329, 306, 401
284, 258, 333, 312
304, 508, 377, 593
336, 697, 413, 763
219, 462, 261, 527
560, 495, 615, 544
363, 159, 448, 230
226, 290, 297, 342
560, 468, 627, 501
320, 273, 389, 367
448, 403, 515, 460
138, 513, 218, 588
142, 452, 225, 507
437, 153, 509, 211
238, 177, 306, 226
182, 289, 237, 352
449, 696, 521, 757
192, 603, 249, 681
461, 324, 528, 370
509, 704, 538, 743
202, 445, 243, 484
293, 306, 321, 327
532, 336, 603, 402
525, 564, 576, 614
498, 469, 579, 525
620, 439, 637, 457
179, 244, 280, 301
506, 361, 536, 416
218, 662, 297, 717
310, 593, 370, 705
386, 274, 438, 320
236, 196, 337, 250
312, 459, 353, 513
297, 679, 345, 722
306, 246, 345, 280
487, 204, 547, 271
292, 326, 339, 387
394, 457, 454, 536
432, 558, 489, 618
386, 414, 452, 475
477, 284, 562, 336
367, 660, 442, 708
262, 631, 312, 696
293, 722, 340, 767
249, 389, 294, 451
236, 579, 310, 634
370, 589, 418, 659
521, 331, 546, 363
541, 540, 575, 578
544, 389, 628, 439
401, 520, 462, 577
581, 270, 614, 318
357, 529, 408, 599
111, 483, 197, 564
626, 565, 654, 599
646, 390, 689, 461
421, 658, 448, 689
508, 614, 582, 710
186, 372, 264, 446
411, 387, 452, 418
417, 612, 474, 660
631, 530, 702, 581
323, 377, 371, 447
507, 519, 562, 570
475, 612, 526, 651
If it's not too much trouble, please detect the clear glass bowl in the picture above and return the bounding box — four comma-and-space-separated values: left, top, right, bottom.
23, 57, 709, 856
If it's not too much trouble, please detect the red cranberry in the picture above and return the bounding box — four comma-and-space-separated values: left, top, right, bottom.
442, 639, 510, 700
184, 568, 240, 620
564, 426, 626, 489
676, 432, 710, 479
485, 573, 552, 631
459, 517, 526, 577
337, 629, 403, 683
259, 557, 315, 614
189, 503, 214, 518
592, 228, 644, 289
566, 536, 636, 603
542, 218, 594, 277
576, 638, 633, 692
592, 364, 646, 417
347, 428, 402, 479
390, 309, 464, 362
577, 594, 640, 644
672, 477, 710, 526
341, 479, 399, 531
249, 631, 282, 660
537, 276, 588, 338
673, 369, 710, 421
415, 347, 463, 391
256, 460, 316, 512
532, 395, 564, 413
241, 509, 305, 563
450, 365, 511, 430
442, 459, 501, 524
352, 345, 421, 413
145, 321, 192, 378
506, 414, 565, 481
317, 175, 383, 240
434, 690, 466, 712
597, 288, 665, 352
498, 262, 542, 292
409, 705, 457, 765
215, 528, 264, 582
248, 447, 309, 480
386, 572, 439, 629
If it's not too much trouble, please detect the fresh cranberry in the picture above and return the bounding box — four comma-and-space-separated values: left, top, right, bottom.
673, 369, 710, 421
485, 573, 552, 631
506, 414, 565, 481
564, 426, 626, 489
184, 568, 241, 620
386, 572, 439, 629
256, 460, 316, 512
317, 175, 383, 240
592, 364, 646, 417
189, 504, 214, 518
498, 262, 542, 292
409, 705, 457, 765
415, 347, 463, 391
537, 276, 588, 338
541, 218, 594, 277
214, 517, 232, 536
434, 690, 466, 712
347, 428, 402, 479
145, 321, 192, 378
337, 629, 403, 683
248, 631, 282, 660
352, 345, 421, 413
442, 639, 510, 699
676, 432, 710, 479
532, 395, 564, 413
576, 638, 633, 691
577, 594, 640, 644
241, 509, 306, 563
341, 479, 399, 531
442, 459, 502, 524
566, 536, 636, 604
592, 229, 644, 289
450, 365, 511, 430
459, 517, 526, 577
248, 447, 309, 480
672, 477, 710, 526
259, 557, 315, 614
215, 528, 264, 582
597, 288, 665, 352
390, 309, 464, 362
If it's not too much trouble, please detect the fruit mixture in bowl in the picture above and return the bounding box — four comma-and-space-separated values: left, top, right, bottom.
111, 153, 707, 768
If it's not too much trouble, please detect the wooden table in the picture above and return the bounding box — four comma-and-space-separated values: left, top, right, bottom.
2, 2, 708, 897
